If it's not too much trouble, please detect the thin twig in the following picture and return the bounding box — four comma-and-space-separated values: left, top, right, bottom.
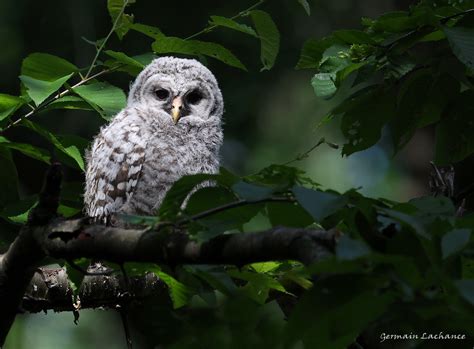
84, 0, 130, 78
178, 196, 293, 225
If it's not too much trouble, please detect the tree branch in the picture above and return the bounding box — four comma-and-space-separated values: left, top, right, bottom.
0, 164, 338, 345
22, 268, 165, 313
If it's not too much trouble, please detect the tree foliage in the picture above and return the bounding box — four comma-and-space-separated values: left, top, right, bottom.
1, 0, 474, 348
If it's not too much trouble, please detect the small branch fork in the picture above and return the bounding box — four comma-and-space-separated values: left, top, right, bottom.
0, 165, 337, 345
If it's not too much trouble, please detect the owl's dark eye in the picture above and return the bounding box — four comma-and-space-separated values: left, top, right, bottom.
186, 90, 203, 105
155, 89, 170, 100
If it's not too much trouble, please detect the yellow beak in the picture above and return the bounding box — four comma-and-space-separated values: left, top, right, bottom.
171, 96, 183, 124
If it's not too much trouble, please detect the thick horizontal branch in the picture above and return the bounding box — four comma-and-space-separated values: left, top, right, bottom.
37, 219, 337, 266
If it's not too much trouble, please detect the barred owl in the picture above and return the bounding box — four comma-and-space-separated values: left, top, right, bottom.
84, 57, 224, 222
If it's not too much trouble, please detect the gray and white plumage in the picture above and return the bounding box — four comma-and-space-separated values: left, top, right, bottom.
84, 57, 224, 221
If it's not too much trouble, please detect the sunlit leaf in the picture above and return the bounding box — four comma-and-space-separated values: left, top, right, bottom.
0, 94, 24, 123
153, 269, 193, 309
20, 73, 73, 106
250, 10, 280, 70
73, 82, 126, 120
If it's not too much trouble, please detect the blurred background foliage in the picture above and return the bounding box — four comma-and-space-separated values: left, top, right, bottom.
0, 0, 426, 205
1, 0, 469, 348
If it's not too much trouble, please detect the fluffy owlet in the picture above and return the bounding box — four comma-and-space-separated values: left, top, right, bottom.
84, 57, 224, 222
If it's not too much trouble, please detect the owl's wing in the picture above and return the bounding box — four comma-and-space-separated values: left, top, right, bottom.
84, 121, 146, 221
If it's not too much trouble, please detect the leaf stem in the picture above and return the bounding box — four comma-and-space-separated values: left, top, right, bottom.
84, 0, 130, 79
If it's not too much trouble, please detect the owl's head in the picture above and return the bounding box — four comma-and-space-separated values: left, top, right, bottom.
128, 56, 224, 125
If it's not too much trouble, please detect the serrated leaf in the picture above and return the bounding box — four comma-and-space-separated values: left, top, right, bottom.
292, 186, 346, 221
20, 73, 73, 106
0, 136, 50, 164
107, 0, 136, 40
250, 10, 280, 71
21, 53, 78, 81
0, 94, 24, 123
296, 37, 335, 69
21, 120, 85, 171
443, 25, 474, 69
209, 16, 258, 37
153, 270, 192, 309
152, 36, 246, 70
441, 229, 471, 259
73, 82, 126, 120
297, 0, 311, 15
130, 23, 163, 39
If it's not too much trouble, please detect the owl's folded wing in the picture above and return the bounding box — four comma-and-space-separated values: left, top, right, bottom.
84, 121, 146, 221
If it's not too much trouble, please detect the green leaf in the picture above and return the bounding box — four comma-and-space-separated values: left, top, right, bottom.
20, 73, 73, 106
105, 50, 145, 69
311, 72, 337, 99
65, 259, 90, 294
0, 136, 50, 164
441, 229, 471, 259
73, 82, 126, 120
45, 95, 94, 111
336, 236, 371, 260
443, 26, 474, 69
435, 90, 474, 164
152, 36, 246, 70
0, 148, 19, 208
339, 88, 396, 155
0, 195, 37, 224
297, 0, 311, 15
209, 16, 258, 37
21, 53, 78, 81
107, 0, 136, 40
454, 279, 474, 305
185, 187, 263, 241
0, 94, 24, 123
266, 201, 314, 228
130, 23, 163, 39
232, 181, 274, 201
296, 37, 335, 69
153, 269, 192, 309
21, 120, 85, 171
292, 186, 346, 221
333, 30, 374, 44
250, 10, 280, 71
